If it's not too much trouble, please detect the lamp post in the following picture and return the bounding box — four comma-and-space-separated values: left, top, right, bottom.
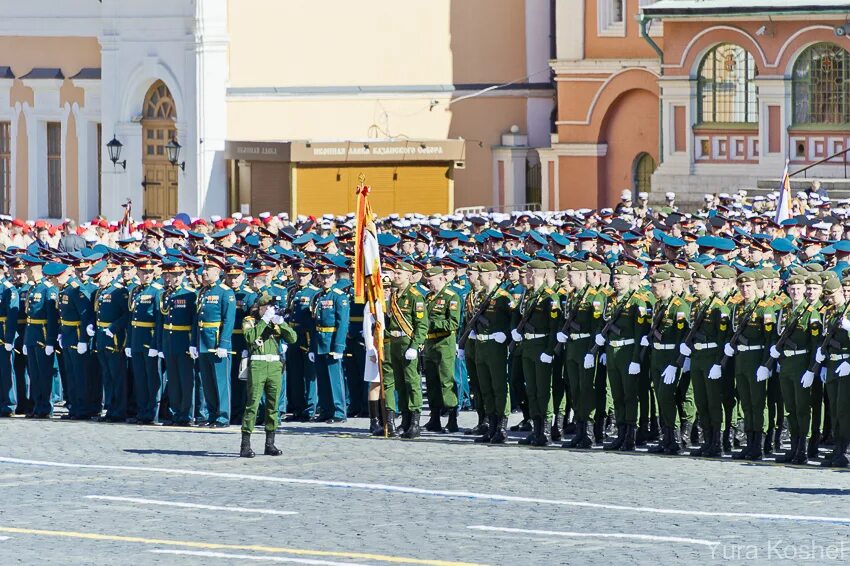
106, 136, 126, 169
166, 138, 186, 171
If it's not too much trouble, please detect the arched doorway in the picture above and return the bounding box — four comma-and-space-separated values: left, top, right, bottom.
633, 152, 656, 195
141, 81, 178, 219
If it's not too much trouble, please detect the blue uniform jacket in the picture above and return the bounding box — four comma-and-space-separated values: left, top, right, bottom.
24, 281, 59, 348
311, 286, 350, 355
94, 282, 130, 353
58, 277, 94, 346
0, 279, 20, 346
128, 282, 164, 351
157, 283, 197, 355
288, 284, 320, 350
196, 282, 236, 353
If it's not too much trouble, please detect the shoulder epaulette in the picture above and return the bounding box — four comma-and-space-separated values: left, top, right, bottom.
409, 286, 422, 296
151, 282, 163, 290
115, 283, 124, 289
70, 281, 79, 288
671, 297, 681, 307
218, 283, 231, 291
308, 285, 319, 291
332, 288, 344, 295
273, 283, 285, 289
497, 289, 511, 298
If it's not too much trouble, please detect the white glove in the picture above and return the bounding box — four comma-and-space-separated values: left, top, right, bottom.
457, 349, 465, 361
511, 329, 523, 343
86, 324, 95, 337
639, 336, 649, 347
271, 315, 285, 325
330, 352, 343, 360
148, 348, 158, 358
594, 334, 605, 347
215, 347, 228, 358
262, 308, 275, 323
842, 316, 850, 332
838, 361, 850, 377
76, 342, 87, 354
404, 348, 418, 361
469, 331, 477, 340
124, 347, 132, 358
683, 358, 691, 372
820, 368, 827, 383
600, 353, 607, 365
756, 366, 770, 382
540, 353, 553, 364
308, 352, 316, 362
241, 349, 249, 359
556, 332, 568, 344
679, 343, 692, 357
801, 370, 815, 388
721, 343, 733, 357
3, 343, 12, 352
583, 353, 595, 369
492, 331, 507, 344
815, 348, 825, 364
628, 362, 641, 375
189, 346, 199, 360
281, 344, 288, 355
662, 365, 677, 385
44, 345, 54, 356
769, 346, 781, 359
708, 364, 722, 380
158, 351, 164, 358
57, 335, 63, 349
104, 328, 114, 338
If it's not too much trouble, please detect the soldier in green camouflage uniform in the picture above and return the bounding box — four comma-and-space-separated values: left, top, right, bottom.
422, 266, 461, 433
821, 276, 850, 468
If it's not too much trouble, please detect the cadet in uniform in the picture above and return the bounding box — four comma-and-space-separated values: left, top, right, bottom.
422, 265, 461, 433
24, 257, 59, 418
240, 292, 297, 458
0, 262, 20, 417
54, 262, 95, 420
284, 263, 319, 421
310, 263, 350, 422
127, 258, 164, 424
227, 262, 258, 425
821, 276, 850, 467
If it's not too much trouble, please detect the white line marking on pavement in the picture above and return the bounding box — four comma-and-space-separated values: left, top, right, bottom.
149, 549, 380, 565
467, 526, 718, 547
84, 496, 298, 516
0, 536, 9, 541
3, 456, 850, 525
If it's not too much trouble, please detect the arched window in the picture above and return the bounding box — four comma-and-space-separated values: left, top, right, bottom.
697, 44, 757, 123
793, 42, 850, 125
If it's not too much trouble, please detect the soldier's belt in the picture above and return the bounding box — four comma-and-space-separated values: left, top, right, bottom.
388, 330, 408, 338
426, 331, 451, 340
27, 318, 47, 325
232, 329, 243, 335
164, 324, 191, 331
609, 338, 635, 348
783, 349, 807, 357
524, 333, 546, 340
316, 326, 336, 333
692, 342, 718, 351
350, 316, 364, 322
199, 321, 222, 328
251, 354, 280, 362
736, 344, 763, 352
475, 334, 496, 342
829, 353, 850, 361
652, 343, 676, 350
0, 317, 6, 322
60, 320, 81, 327
96, 321, 112, 328
569, 333, 590, 340
131, 321, 155, 328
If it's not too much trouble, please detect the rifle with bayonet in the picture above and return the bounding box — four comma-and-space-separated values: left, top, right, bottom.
553, 286, 590, 356
589, 290, 635, 356
639, 298, 669, 362
763, 303, 807, 372
675, 299, 709, 366
457, 280, 502, 350
718, 302, 759, 369
507, 288, 541, 356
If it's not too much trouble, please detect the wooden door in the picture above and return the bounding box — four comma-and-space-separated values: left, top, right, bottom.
141, 81, 178, 220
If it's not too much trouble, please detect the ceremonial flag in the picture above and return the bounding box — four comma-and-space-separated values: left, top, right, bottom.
118, 199, 133, 239
774, 159, 792, 224
353, 177, 385, 382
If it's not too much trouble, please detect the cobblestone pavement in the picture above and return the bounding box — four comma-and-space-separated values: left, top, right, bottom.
2, 411, 850, 565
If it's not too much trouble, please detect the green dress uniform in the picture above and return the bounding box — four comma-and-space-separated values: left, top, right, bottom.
647, 291, 690, 454
461, 283, 484, 434
387, 272, 428, 438
471, 279, 514, 443
821, 298, 850, 467
423, 281, 461, 433
513, 277, 559, 447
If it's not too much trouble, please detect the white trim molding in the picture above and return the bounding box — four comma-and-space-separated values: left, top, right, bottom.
550, 142, 609, 157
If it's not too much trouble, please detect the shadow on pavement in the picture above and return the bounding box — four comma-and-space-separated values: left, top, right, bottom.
771, 487, 850, 496
124, 448, 238, 458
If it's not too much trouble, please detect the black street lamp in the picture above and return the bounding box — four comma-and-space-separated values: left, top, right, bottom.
106, 135, 126, 169
166, 138, 186, 171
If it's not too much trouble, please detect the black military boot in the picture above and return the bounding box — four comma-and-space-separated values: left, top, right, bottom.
384, 409, 399, 438
605, 425, 626, 451
551, 414, 564, 442
563, 418, 577, 435
605, 411, 616, 436
763, 427, 775, 456
648, 427, 669, 454
240, 432, 255, 458
648, 417, 661, 442
666, 426, 682, 455
465, 410, 487, 435
807, 432, 821, 460
564, 420, 585, 449
399, 411, 411, 436
579, 420, 594, 449
368, 400, 383, 436
402, 411, 421, 439
446, 409, 460, 433
680, 421, 692, 450
747, 432, 764, 461
705, 427, 723, 458
832, 440, 850, 468
264, 431, 282, 456
821, 445, 837, 467
690, 425, 711, 457
776, 436, 799, 463
533, 418, 551, 447
774, 426, 784, 451
490, 417, 508, 444
474, 415, 495, 443
635, 423, 648, 447
518, 417, 539, 446
425, 411, 443, 433
732, 432, 752, 460
593, 418, 604, 445
722, 427, 733, 454
733, 421, 746, 448
510, 405, 531, 431
792, 435, 809, 465
690, 421, 702, 447
619, 425, 637, 452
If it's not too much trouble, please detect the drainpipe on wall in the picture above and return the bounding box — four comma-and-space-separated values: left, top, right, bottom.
640, 14, 664, 166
